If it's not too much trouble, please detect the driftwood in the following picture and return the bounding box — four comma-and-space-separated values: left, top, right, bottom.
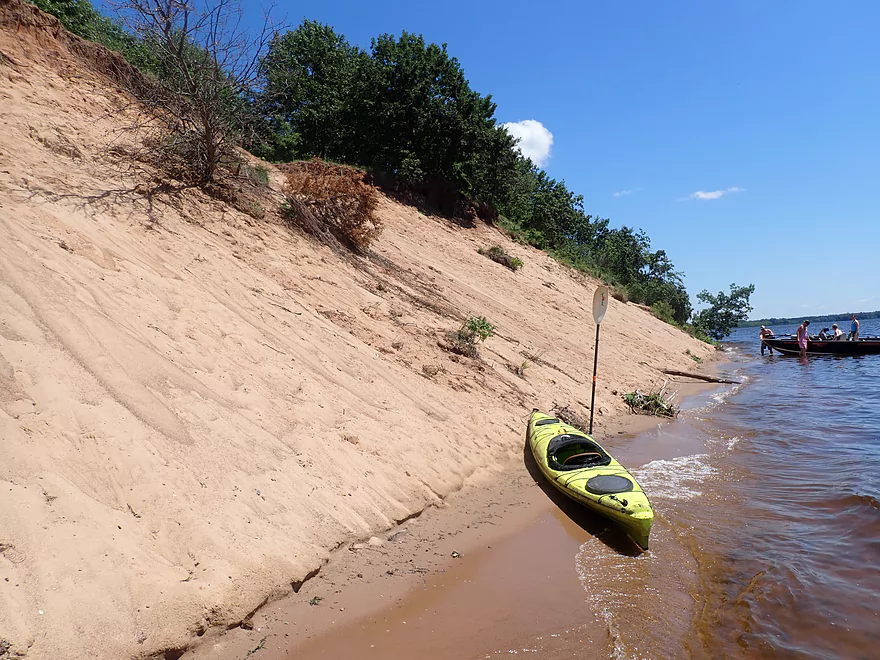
662, 369, 741, 385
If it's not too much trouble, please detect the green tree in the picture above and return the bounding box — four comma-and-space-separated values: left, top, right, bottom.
510, 169, 584, 248
651, 300, 677, 324
693, 283, 756, 340
259, 24, 518, 208
451, 119, 521, 207
594, 226, 650, 287
260, 21, 363, 162
639, 249, 691, 324
357, 32, 476, 179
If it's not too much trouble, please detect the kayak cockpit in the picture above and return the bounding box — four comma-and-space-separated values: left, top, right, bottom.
547, 434, 612, 471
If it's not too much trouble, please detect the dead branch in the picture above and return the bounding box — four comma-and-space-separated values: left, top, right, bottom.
662, 369, 741, 385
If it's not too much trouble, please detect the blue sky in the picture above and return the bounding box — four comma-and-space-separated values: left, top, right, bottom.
239, 2, 880, 318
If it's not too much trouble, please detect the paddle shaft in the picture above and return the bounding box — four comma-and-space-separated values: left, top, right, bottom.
589, 323, 600, 435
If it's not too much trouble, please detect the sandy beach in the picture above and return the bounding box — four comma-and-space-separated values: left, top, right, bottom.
1, 4, 719, 658
183, 393, 721, 660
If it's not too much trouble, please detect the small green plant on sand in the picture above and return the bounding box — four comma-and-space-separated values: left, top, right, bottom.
622, 385, 679, 418
508, 359, 531, 378
685, 349, 702, 364
478, 245, 523, 271
445, 315, 495, 358
309, 596, 323, 606
462, 316, 495, 342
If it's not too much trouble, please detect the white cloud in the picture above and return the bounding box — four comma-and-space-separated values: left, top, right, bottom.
613, 189, 635, 197
685, 186, 745, 201
503, 119, 553, 167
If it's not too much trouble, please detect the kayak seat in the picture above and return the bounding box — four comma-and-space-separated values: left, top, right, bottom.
563, 452, 604, 466
585, 475, 634, 495
547, 434, 612, 471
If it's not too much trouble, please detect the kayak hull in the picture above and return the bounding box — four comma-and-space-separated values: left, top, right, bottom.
527, 411, 653, 550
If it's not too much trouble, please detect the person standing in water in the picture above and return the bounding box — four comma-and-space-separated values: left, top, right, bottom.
849, 315, 860, 340
760, 325, 775, 355
796, 320, 811, 357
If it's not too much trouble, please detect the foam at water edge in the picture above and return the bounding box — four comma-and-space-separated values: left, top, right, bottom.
683, 374, 748, 415
632, 454, 717, 500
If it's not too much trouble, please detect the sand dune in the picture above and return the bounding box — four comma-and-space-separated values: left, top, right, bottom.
0, 3, 716, 657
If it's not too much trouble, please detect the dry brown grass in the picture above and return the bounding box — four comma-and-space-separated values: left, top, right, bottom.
283, 158, 382, 252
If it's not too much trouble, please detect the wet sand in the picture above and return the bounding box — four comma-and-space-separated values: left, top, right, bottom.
287, 509, 611, 660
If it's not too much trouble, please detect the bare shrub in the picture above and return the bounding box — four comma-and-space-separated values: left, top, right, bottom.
231, 198, 265, 219
138, 131, 238, 187
443, 330, 479, 358
421, 364, 445, 377
283, 158, 382, 251
110, 0, 280, 186
249, 164, 271, 185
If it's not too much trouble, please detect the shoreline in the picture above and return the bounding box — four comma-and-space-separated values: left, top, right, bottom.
183, 376, 726, 660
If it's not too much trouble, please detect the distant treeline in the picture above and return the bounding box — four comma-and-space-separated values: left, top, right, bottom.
32, 0, 708, 329
740, 311, 880, 327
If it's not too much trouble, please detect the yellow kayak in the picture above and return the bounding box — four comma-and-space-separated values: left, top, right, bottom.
527, 410, 654, 550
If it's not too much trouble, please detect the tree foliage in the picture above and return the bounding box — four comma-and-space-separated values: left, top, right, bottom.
259, 25, 517, 207
260, 20, 362, 162
693, 284, 756, 340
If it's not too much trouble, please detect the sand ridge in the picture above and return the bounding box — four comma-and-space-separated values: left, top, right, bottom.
0, 4, 717, 658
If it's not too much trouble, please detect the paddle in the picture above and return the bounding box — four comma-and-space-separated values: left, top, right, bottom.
589, 286, 609, 435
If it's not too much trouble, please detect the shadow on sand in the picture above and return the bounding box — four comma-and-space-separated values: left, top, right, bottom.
522, 435, 643, 557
